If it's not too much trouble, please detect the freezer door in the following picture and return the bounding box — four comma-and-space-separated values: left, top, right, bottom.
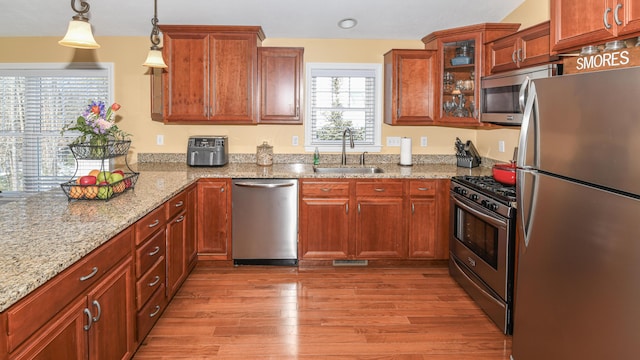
531, 67, 640, 195
512, 173, 640, 360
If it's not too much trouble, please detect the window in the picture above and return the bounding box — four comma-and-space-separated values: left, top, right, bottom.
0, 63, 113, 193
305, 63, 382, 152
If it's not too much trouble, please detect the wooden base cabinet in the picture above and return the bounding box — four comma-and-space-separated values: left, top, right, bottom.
299, 179, 449, 262
5, 229, 136, 360
197, 179, 231, 260
354, 181, 405, 258
299, 180, 351, 259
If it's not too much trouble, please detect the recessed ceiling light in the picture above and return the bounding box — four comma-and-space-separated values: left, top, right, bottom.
338, 18, 358, 29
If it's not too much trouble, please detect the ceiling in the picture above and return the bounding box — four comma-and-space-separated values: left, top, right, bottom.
0, 0, 524, 40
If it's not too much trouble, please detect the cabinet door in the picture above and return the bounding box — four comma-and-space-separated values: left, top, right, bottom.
9, 298, 88, 360
384, 49, 436, 125
408, 198, 437, 258
197, 179, 230, 259
618, 0, 640, 37
258, 47, 304, 124
87, 258, 135, 360
355, 197, 404, 258
299, 197, 350, 259
163, 32, 209, 121
166, 210, 187, 298
488, 37, 519, 73
185, 184, 198, 269
209, 33, 258, 123
550, 0, 616, 53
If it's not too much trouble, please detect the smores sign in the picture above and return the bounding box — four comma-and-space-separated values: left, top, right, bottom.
564, 46, 640, 74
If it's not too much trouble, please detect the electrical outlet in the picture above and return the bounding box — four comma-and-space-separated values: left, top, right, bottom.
420, 136, 428, 147
156, 134, 164, 146
386, 136, 401, 147
292, 136, 299, 146
498, 140, 505, 153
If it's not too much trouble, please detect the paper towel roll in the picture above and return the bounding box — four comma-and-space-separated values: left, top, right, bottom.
400, 137, 412, 165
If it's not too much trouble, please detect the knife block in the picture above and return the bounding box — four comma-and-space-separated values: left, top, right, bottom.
456, 155, 480, 168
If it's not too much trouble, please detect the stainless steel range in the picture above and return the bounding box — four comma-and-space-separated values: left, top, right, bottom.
449, 175, 516, 334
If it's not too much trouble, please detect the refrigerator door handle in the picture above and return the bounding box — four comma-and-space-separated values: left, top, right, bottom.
516, 169, 537, 249
518, 76, 530, 111
517, 81, 538, 169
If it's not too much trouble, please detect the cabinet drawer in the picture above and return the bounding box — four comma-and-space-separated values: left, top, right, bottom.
136, 257, 166, 310
135, 206, 166, 245
166, 191, 187, 220
301, 181, 350, 197
6, 228, 133, 353
409, 180, 436, 196
137, 284, 167, 342
136, 228, 166, 278
356, 181, 404, 197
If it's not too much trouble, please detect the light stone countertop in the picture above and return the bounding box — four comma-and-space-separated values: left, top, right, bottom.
0, 159, 493, 312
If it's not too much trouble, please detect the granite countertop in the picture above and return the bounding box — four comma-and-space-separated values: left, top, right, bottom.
0, 159, 493, 312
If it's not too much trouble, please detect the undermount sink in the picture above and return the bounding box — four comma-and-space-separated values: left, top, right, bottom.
313, 166, 384, 174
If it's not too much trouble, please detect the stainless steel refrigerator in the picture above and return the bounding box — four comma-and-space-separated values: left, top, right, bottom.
512, 67, 640, 360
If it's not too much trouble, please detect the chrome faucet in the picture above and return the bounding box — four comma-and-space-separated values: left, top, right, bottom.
341, 127, 355, 165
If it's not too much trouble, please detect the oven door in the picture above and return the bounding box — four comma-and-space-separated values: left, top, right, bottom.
450, 193, 512, 301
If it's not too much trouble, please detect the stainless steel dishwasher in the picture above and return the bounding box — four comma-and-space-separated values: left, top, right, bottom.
231, 179, 298, 266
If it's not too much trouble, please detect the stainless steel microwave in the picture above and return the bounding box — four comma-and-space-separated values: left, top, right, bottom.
480, 64, 560, 125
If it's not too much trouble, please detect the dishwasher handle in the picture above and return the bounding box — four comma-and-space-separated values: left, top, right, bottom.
234, 181, 296, 189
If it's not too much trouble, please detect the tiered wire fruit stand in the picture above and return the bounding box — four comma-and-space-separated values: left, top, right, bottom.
60, 140, 139, 201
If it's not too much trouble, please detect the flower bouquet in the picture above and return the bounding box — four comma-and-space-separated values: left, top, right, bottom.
62, 101, 131, 159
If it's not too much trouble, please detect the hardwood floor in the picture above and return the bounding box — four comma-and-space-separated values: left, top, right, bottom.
133, 262, 512, 359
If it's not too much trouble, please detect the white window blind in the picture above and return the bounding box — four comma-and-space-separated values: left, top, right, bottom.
305, 63, 382, 152
0, 64, 113, 193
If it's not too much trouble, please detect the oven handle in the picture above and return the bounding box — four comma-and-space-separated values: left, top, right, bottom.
451, 195, 508, 229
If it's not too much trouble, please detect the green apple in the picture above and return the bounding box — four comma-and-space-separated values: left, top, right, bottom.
97, 183, 113, 199
108, 172, 124, 184
96, 171, 111, 183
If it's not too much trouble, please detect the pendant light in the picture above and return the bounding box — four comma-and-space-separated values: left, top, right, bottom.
143, 0, 167, 68
59, 0, 100, 49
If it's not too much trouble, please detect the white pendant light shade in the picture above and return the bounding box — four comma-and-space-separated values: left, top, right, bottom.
143, 49, 168, 68
59, 19, 100, 49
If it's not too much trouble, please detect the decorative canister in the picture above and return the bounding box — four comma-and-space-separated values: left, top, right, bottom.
256, 141, 273, 166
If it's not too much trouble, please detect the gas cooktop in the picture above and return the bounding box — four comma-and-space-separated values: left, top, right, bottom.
452, 175, 516, 204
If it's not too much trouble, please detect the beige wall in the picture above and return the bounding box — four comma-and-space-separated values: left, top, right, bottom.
0, 0, 548, 163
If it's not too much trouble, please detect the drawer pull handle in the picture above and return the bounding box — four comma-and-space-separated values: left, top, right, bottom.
149, 305, 161, 318
321, 188, 331, 192
174, 200, 184, 207
79, 267, 98, 282
149, 246, 161, 256
374, 188, 385, 192
417, 187, 431, 191
83, 308, 93, 331
92, 300, 101, 322
175, 215, 185, 223
148, 275, 161, 287
148, 219, 160, 228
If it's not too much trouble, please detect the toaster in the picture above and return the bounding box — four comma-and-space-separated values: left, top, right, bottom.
187, 136, 228, 167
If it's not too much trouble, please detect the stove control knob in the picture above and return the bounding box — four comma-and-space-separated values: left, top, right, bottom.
470, 194, 479, 201
481, 199, 488, 207
454, 187, 467, 195
489, 203, 499, 211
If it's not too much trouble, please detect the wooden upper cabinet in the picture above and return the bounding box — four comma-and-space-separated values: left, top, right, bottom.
258, 47, 304, 124
551, 0, 640, 54
158, 25, 264, 124
422, 23, 520, 127
487, 21, 557, 74
384, 49, 437, 125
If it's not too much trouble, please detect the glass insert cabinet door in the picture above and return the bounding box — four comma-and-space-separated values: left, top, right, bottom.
440, 37, 478, 122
